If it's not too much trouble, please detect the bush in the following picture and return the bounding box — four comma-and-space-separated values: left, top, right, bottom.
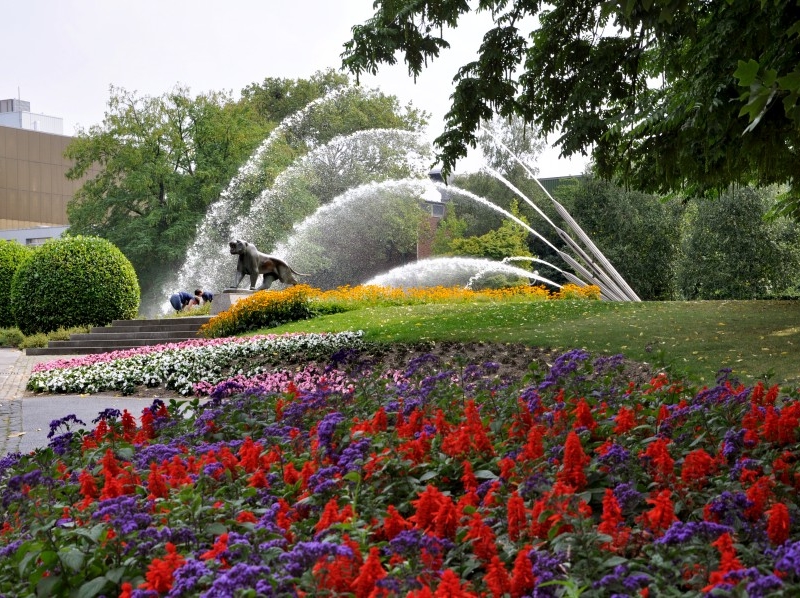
0, 240, 33, 328
18, 332, 49, 349
10, 236, 140, 335
0, 327, 24, 348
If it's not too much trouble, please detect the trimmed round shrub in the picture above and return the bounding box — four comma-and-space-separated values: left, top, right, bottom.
11, 236, 140, 334
0, 240, 33, 327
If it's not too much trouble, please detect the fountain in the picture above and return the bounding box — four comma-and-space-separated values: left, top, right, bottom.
159, 90, 638, 314
366, 256, 562, 289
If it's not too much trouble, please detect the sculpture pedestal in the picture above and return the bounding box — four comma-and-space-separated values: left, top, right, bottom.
211, 289, 254, 315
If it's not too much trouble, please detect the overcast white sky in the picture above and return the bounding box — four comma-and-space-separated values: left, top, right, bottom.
2, 0, 588, 177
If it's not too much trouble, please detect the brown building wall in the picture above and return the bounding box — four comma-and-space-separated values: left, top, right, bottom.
0, 126, 89, 230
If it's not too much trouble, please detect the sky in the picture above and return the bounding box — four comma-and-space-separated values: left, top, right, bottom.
2, 0, 588, 177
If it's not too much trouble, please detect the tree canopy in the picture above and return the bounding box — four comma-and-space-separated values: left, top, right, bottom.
342, 0, 800, 214
65, 86, 267, 297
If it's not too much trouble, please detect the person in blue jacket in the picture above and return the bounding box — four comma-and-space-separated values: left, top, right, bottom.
169, 290, 194, 312
195, 289, 213, 303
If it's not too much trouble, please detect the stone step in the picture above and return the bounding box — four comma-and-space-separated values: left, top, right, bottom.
26, 316, 213, 356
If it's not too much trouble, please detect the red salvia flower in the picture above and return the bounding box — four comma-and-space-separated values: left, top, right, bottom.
382, 504, 411, 540
433, 494, 459, 540
140, 542, 185, 593
485, 555, 511, 598
703, 532, 743, 592
598, 488, 630, 551
465, 511, 498, 562
121, 409, 137, 441
556, 431, 589, 491
200, 533, 229, 563
510, 546, 535, 598
78, 469, 98, 500
237, 437, 263, 473
146, 463, 169, 500
507, 491, 527, 542
435, 569, 478, 597
519, 424, 545, 461
744, 475, 774, 521
681, 448, 715, 488
350, 546, 386, 598
236, 511, 257, 524
572, 398, 597, 431
642, 490, 677, 536
461, 461, 478, 493
315, 498, 343, 534
613, 406, 636, 435
412, 485, 446, 531
371, 406, 388, 432
767, 502, 791, 546
643, 437, 675, 485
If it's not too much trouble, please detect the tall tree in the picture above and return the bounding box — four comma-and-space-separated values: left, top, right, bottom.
342, 1, 800, 215
65, 86, 266, 296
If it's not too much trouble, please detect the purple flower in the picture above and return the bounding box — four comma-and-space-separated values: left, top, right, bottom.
200, 563, 274, 597
167, 559, 212, 597
279, 541, 353, 577
47, 414, 87, 438
317, 412, 344, 452
656, 521, 732, 544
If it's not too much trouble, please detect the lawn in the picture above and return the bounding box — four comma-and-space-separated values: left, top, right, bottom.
270, 299, 800, 386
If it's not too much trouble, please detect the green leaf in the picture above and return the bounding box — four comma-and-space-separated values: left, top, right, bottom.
733, 60, 760, 87
59, 548, 85, 573
473, 469, 498, 480
77, 576, 109, 598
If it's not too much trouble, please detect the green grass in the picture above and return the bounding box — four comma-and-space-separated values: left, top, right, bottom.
264, 299, 800, 387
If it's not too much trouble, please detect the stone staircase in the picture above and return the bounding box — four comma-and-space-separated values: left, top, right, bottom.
25, 316, 213, 356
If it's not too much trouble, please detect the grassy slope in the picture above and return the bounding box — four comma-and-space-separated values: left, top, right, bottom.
268, 299, 800, 387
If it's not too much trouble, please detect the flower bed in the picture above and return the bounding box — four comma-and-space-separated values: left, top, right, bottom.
4, 346, 800, 596
27, 331, 365, 396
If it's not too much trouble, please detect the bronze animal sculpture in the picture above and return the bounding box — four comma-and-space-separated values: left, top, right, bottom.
228, 239, 307, 290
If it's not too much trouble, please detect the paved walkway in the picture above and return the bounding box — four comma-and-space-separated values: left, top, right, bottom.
0, 349, 157, 455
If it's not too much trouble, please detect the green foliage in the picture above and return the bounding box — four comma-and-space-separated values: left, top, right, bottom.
65, 85, 269, 299
431, 204, 468, 255
10, 236, 140, 335
446, 200, 534, 262
0, 240, 33, 328
18, 332, 48, 349
676, 187, 800, 299
561, 178, 683, 300
0, 327, 24, 348
343, 1, 800, 213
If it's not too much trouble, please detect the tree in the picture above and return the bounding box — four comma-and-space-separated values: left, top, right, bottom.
65, 86, 267, 298
478, 114, 546, 179
342, 1, 800, 215
560, 178, 683, 300
676, 187, 800, 300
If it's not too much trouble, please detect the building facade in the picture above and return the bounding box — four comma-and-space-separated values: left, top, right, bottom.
0, 99, 87, 245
